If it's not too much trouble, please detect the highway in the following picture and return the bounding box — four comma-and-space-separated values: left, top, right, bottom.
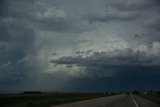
52, 94, 160, 107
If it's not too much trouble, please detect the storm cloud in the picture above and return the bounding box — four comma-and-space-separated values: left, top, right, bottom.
0, 0, 160, 92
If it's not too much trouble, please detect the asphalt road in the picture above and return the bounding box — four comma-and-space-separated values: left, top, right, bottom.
52, 94, 160, 107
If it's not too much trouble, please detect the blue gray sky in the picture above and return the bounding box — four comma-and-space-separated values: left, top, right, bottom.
0, 0, 160, 92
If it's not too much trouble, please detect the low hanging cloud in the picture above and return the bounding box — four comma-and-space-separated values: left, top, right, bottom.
51, 42, 160, 77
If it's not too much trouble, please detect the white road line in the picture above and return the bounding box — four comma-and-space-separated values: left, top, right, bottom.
130, 95, 139, 107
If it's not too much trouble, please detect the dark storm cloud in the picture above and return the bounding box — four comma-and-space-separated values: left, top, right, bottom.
0, 0, 160, 91
51, 47, 160, 91
51, 47, 160, 78
0, 0, 88, 91
0, 0, 6, 16
51, 48, 159, 67
106, 0, 160, 11
86, 12, 138, 23
0, 18, 35, 90
0, 24, 9, 42
2, 0, 69, 31
144, 16, 160, 31
64, 66, 160, 92
86, 0, 160, 24
0, 0, 89, 32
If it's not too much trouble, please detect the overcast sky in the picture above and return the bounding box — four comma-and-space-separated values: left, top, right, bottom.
0, 0, 160, 92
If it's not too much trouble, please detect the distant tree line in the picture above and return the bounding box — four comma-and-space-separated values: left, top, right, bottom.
132, 90, 160, 94
23, 91, 44, 94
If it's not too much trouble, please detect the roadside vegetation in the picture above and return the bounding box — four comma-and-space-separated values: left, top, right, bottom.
137, 94, 160, 105
132, 90, 160, 105
0, 92, 113, 107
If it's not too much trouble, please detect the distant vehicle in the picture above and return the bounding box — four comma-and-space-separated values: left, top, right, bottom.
126, 93, 129, 95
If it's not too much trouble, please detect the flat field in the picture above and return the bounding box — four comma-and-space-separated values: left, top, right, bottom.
137, 94, 160, 105
0, 92, 109, 107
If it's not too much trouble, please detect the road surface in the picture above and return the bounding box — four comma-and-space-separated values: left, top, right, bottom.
52, 94, 160, 107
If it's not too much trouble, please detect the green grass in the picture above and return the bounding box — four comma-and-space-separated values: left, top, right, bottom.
137, 94, 160, 105
0, 93, 110, 107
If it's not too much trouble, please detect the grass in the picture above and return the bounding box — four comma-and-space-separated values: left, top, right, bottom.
137, 94, 160, 105
0, 92, 111, 107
